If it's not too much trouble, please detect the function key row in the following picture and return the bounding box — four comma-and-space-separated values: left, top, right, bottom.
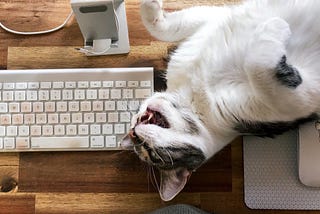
0, 80, 152, 90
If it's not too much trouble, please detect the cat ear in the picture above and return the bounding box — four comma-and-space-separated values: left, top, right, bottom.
159, 167, 192, 201
119, 134, 134, 150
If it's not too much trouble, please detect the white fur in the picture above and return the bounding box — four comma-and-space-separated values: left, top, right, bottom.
135, 0, 320, 159
121, 0, 320, 201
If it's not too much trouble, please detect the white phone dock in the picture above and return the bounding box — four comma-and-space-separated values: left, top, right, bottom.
71, 0, 130, 56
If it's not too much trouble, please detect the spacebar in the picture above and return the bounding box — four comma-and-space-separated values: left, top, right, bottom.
31, 137, 89, 149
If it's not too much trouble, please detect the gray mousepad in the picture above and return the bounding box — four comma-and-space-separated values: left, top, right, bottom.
243, 130, 320, 209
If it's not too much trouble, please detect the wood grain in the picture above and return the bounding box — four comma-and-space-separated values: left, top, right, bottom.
18, 147, 231, 193
0, 194, 35, 214
35, 193, 200, 214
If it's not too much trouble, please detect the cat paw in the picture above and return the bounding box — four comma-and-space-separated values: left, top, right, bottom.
140, 0, 164, 25
246, 17, 292, 69
255, 17, 291, 45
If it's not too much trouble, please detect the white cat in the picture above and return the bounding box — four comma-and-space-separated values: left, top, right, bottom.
121, 0, 320, 201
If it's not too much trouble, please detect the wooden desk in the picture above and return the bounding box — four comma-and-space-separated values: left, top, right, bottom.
0, 0, 317, 213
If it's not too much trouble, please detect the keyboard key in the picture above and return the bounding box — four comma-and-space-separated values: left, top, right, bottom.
7, 126, 17, 136
3, 91, 13, 101
30, 125, 42, 136
102, 124, 113, 135
103, 81, 113, 87
51, 90, 61, 100
84, 113, 94, 123
38, 90, 48, 101
114, 124, 125, 134
43, 125, 53, 136
128, 81, 138, 87
90, 124, 101, 135
36, 114, 47, 124
65, 82, 76, 88
90, 81, 101, 88
108, 112, 118, 123
0, 103, 8, 113
4, 138, 15, 149
9, 103, 19, 113
140, 80, 151, 87
45, 102, 55, 112
123, 89, 133, 99
12, 114, 23, 125
31, 137, 89, 149
69, 101, 80, 112
120, 112, 131, 122
105, 101, 115, 111
15, 91, 25, 101
90, 136, 104, 148
115, 81, 126, 88
117, 101, 127, 111
57, 102, 67, 112
16, 82, 28, 89
72, 113, 82, 123
33, 102, 43, 112
87, 90, 97, 99
40, 82, 51, 89
66, 125, 77, 136
105, 136, 117, 147
54, 125, 65, 136
28, 82, 39, 89
53, 82, 64, 89
98, 89, 109, 99
78, 81, 89, 88
48, 114, 59, 124
24, 114, 35, 125
62, 90, 73, 100
78, 125, 89, 135
26, 91, 38, 101
3, 83, 15, 90
75, 90, 85, 100
0, 127, 5, 136
18, 126, 29, 136
21, 102, 32, 113
92, 101, 103, 111
16, 137, 30, 149
110, 89, 121, 99
80, 101, 91, 112
1, 115, 11, 125
60, 113, 71, 124
135, 89, 152, 98
96, 113, 107, 123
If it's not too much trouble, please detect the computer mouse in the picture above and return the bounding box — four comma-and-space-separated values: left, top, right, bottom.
298, 120, 320, 187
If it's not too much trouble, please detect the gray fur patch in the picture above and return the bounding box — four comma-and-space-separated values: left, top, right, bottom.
275, 55, 302, 88
234, 113, 318, 137
154, 145, 205, 171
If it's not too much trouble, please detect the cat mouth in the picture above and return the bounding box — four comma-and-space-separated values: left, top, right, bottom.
139, 107, 170, 128
129, 107, 170, 145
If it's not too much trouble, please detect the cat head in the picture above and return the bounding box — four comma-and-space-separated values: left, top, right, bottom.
121, 92, 214, 201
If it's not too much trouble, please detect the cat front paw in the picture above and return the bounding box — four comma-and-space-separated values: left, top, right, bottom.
246, 17, 292, 69
140, 0, 164, 25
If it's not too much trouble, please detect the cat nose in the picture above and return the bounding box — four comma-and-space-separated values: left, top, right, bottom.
129, 129, 135, 138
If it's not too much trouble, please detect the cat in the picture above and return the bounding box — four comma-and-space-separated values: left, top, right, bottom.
121, 0, 320, 201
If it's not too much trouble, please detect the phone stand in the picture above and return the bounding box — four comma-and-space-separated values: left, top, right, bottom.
71, 0, 130, 56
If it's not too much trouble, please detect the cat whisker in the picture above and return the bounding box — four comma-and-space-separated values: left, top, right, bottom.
163, 147, 174, 166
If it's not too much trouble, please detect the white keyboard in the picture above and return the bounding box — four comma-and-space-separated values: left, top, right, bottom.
0, 67, 153, 151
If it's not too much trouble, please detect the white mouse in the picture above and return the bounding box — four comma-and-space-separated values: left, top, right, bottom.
298, 120, 320, 187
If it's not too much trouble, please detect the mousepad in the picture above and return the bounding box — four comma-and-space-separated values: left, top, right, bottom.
243, 130, 320, 210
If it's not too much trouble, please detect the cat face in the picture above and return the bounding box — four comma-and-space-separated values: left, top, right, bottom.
121, 92, 212, 201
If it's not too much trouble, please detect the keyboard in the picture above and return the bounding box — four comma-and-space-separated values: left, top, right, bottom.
0, 67, 153, 152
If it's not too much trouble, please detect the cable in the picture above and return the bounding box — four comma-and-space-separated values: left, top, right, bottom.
0, 11, 73, 35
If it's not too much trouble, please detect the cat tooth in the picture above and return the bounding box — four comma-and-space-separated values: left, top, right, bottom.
148, 113, 153, 121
